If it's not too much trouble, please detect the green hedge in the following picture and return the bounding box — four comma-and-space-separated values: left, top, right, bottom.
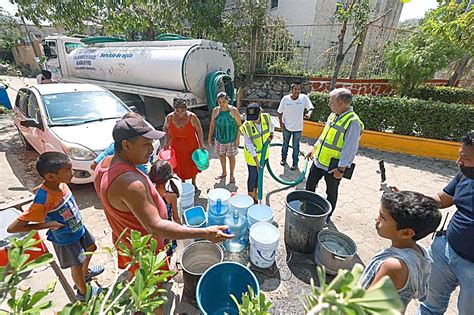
308, 92, 474, 142
409, 85, 474, 104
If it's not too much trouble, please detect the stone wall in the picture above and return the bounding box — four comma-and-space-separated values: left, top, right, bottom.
237, 75, 451, 107
309, 77, 450, 96
236, 75, 312, 108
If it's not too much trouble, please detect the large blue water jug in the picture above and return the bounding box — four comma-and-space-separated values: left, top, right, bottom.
224, 208, 248, 253
208, 198, 229, 226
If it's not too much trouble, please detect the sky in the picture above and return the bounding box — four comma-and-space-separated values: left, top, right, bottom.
0, 0, 17, 15
1, 0, 439, 23
399, 0, 439, 21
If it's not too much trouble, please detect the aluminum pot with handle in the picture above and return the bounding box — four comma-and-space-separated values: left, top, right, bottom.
313, 229, 357, 275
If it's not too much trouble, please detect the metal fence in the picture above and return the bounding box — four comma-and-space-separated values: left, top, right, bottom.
237, 23, 407, 78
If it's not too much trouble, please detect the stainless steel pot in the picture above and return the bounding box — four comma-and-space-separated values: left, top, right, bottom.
314, 229, 357, 275
178, 240, 223, 306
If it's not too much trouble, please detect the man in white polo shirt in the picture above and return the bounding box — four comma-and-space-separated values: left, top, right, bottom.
277, 82, 314, 170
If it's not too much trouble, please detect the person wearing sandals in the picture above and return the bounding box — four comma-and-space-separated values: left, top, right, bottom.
208, 92, 242, 184
164, 98, 205, 187
7, 152, 104, 302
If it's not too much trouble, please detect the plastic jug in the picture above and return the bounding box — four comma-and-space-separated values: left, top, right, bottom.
208, 188, 231, 208
224, 208, 248, 253
208, 198, 229, 226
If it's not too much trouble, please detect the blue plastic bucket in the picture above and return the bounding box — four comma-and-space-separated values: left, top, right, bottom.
0, 84, 12, 110
196, 262, 259, 315
183, 206, 207, 228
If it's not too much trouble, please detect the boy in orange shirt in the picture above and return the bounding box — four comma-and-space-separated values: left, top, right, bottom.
8, 152, 103, 301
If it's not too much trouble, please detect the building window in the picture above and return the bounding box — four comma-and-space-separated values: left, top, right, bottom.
271, 0, 278, 9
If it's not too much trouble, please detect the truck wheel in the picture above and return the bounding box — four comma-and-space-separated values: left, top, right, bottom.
17, 128, 33, 150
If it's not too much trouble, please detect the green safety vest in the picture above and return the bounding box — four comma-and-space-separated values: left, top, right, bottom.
313, 110, 364, 168
240, 113, 271, 166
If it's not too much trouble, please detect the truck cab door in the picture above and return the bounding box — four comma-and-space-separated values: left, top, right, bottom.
43, 40, 62, 80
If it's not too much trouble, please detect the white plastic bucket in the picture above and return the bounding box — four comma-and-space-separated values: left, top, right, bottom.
207, 188, 231, 208
181, 183, 195, 209
249, 222, 280, 268
247, 205, 274, 227
230, 194, 254, 219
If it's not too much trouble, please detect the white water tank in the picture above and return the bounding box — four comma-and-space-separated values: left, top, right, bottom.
64, 40, 234, 99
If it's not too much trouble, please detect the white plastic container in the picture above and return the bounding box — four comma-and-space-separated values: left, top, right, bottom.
207, 188, 231, 208
247, 205, 274, 227
249, 222, 280, 268
229, 194, 254, 219
181, 183, 195, 210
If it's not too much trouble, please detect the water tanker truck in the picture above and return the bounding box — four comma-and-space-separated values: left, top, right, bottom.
41, 35, 235, 127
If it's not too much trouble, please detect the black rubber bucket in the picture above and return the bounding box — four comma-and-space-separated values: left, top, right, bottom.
284, 190, 331, 253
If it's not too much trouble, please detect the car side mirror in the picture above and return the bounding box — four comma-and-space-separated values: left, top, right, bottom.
20, 118, 42, 129
128, 106, 139, 113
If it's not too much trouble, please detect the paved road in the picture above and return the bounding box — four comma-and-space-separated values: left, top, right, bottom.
0, 75, 460, 314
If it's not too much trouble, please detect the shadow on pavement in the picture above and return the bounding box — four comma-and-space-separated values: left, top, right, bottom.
300, 135, 457, 177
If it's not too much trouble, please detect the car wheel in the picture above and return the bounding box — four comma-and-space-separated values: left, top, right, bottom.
16, 128, 34, 151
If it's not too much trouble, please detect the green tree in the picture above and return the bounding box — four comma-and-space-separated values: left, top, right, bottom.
330, 0, 389, 90
0, 8, 23, 61
385, 30, 461, 96
12, 0, 227, 40
385, 0, 471, 95
422, 0, 473, 86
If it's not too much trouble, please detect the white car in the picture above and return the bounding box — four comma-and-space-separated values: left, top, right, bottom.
13, 83, 137, 184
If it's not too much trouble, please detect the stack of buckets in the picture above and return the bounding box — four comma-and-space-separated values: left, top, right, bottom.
181, 182, 195, 211
184, 188, 281, 269
247, 204, 279, 269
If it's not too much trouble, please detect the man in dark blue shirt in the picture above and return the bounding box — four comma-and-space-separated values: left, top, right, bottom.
419, 132, 474, 315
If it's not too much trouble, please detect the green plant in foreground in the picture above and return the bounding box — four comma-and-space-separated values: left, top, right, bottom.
231, 285, 272, 315
304, 264, 404, 315
0, 229, 174, 314
0, 231, 55, 314
58, 230, 174, 315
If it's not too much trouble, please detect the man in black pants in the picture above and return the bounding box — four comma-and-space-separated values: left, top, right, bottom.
306, 88, 364, 220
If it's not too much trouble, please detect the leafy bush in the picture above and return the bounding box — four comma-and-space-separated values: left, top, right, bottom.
231, 285, 271, 315
309, 92, 474, 142
231, 264, 403, 315
304, 264, 404, 315
1, 229, 173, 314
409, 85, 474, 104
0, 231, 55, 314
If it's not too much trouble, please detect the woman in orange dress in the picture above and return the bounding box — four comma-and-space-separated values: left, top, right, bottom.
164, 99, 205, 187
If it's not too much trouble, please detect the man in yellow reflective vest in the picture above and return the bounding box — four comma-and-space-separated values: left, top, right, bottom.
306, 88, 364, 221
240, 103, 274, 202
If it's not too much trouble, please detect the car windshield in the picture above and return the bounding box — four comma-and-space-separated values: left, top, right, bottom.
42, 91, 129, 125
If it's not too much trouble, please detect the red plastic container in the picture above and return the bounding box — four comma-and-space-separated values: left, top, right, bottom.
1, 208, 48, 267
158, 148, 178, 169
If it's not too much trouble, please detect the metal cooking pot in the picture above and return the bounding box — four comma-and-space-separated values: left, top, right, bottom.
177, 240, 223, 306
314, 229, 357, 275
